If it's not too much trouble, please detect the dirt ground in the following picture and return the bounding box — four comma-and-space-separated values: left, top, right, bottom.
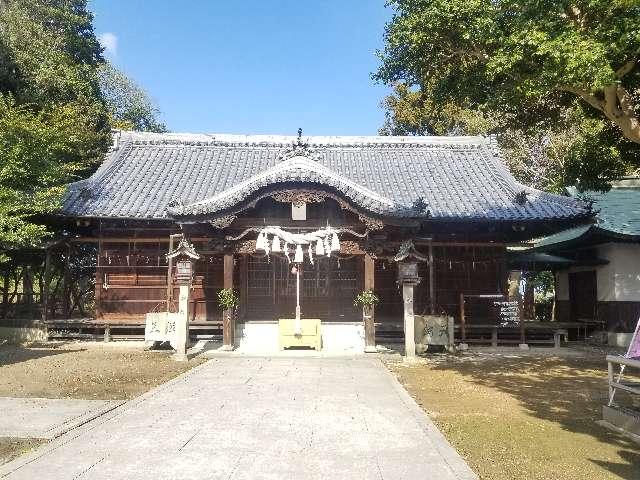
387, 348, 640, 480
0, 341, 204, 400
0, 341, 204, 465
0, 438, 47, 466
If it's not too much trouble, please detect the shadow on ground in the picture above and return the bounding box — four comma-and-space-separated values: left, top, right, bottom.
0, 344, 83, 367
428, 353, 640, 479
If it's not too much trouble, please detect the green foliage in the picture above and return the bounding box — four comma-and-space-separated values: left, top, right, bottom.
99, 63, 166, 133
354, 290, 380, 308
376, 0, 640, 191
217, 288, 239, 311
0, 0, 111, 252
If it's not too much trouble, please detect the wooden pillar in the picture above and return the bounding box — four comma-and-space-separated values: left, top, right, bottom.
363, 253, 376, 353
41, 247, 52, 323
61, 244, 71, 317
459, 292, 468, 349
1, 271, 8, 319
166, 234, 182, 310
428, 242, 435, 315
94, 239, 103, 319
240, 255, 248, 320
222, 254, 235, 350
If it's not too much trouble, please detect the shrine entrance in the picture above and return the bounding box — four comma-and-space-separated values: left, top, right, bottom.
245, 254, 361, 321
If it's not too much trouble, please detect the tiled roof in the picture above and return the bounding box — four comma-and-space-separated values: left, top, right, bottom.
534, 178, 640, 248
61, 131, 591, 222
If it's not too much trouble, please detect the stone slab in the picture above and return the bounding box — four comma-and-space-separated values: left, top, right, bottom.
0, 358, 477, 479
0, 397, 122, 439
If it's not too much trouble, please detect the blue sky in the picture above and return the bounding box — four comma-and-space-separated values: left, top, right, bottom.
90, 1, 393, 135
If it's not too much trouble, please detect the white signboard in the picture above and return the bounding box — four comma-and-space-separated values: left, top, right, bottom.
145, 312, 179, 347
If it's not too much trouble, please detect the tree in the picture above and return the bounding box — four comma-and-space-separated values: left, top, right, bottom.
0, 0, 111, 255
375, 0, 640, 190
98, 62, 166, 133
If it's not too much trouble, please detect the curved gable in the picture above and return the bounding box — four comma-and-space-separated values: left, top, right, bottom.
167, 156, 398, 217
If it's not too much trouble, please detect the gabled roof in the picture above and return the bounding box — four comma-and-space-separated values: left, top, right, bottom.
61, 131, 591, 222
533, 177, 640, 250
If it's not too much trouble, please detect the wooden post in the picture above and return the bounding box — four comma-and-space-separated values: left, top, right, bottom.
95, 239, 103, 320
222, 254, 235, 350
428, 242, 435, 315
459, 292, 468, 349
1, 272, 8, 320
363, 253, 376, 353
62, 244, 71, 317
166, 234, 182, 310
240, 255, 248, 320
41, 247, 52, 323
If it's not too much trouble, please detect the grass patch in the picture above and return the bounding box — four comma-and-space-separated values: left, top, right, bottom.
387, 350, 640, 480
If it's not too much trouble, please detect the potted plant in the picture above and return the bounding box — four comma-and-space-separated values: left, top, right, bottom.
217, 288, 239, 323
354, 290, 379, 323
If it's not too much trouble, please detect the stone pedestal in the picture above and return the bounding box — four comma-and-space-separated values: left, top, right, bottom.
172, 284, 189, 362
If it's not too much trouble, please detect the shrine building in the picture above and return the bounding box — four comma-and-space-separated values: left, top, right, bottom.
51, 130, 593, 351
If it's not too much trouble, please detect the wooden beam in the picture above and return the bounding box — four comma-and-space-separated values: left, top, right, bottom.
364, 253, 376, 352
222, 254, 235, 349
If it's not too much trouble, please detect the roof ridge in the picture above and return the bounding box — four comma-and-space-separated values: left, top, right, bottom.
113, 130, 491, 149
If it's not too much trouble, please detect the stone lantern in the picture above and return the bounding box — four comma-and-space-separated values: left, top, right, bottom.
166, 238, 200, 361
394, 241, 427, 358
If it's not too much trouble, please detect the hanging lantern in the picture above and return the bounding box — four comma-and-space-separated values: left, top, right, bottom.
330, 232, 340, 252
315, 239, 325, 256
264, 236, 271, 255
272, 235, 282, 253
324, 237, 331, 257
294, 244, 304, 263
308, 245, 314, 265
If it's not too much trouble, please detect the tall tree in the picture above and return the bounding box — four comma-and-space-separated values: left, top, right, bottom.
99, 63, 166, 133
0, 0, 111, 255
375, 0, 640, 191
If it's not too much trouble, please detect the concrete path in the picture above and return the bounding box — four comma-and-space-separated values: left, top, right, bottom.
0, 397, 121, 439
0, 357, 477, 480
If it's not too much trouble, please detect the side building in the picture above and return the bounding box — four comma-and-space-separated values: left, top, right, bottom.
532, 177, 640, 347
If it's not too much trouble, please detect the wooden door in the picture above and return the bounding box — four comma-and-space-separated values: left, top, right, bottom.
569, 271, 597, 321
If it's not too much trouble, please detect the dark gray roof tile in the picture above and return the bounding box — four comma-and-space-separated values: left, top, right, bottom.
61, 131, 590, 221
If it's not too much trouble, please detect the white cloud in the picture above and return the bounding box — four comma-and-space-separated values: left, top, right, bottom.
98, 32, 118, 58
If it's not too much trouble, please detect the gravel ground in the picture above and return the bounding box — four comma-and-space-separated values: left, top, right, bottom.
386, 348, 640, 480
0, 341, 204, 400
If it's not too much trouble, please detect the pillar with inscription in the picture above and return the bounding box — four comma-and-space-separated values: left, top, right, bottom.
398, 261, 421, 358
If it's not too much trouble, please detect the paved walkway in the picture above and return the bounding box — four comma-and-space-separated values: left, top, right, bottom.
0, 397, 121, 439
0, 357, 477, 479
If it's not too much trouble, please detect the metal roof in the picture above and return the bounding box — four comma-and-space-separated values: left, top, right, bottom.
61, 131, 591, 222
533, 178, 640, 249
